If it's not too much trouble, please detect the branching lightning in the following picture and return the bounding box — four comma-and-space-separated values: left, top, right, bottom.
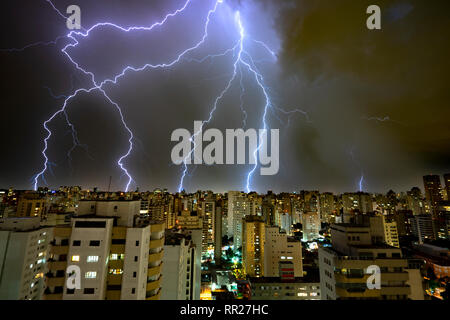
8, 0, 309, 193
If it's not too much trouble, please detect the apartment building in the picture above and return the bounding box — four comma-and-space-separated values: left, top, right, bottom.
0, 217, 52, 299
175, 210, 203, 230
369, 215, 400, 248
319, 223, 410, 300
16, 193, 47, 218
242, 215, 265, 277
250, 264, 320, 300
264, 226, 303, 277
161, 231, 199, 300
302, 211, 320, 241
43, 200, 164, 300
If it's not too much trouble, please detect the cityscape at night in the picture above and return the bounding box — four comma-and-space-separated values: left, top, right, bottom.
0, 0, 449, 310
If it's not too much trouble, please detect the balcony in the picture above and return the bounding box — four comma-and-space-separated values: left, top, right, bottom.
107, 274, 123, 285
149, 237, 164, 249
334, 274, 369, 283
110, 244, 125, 254
146, 275, 162, 292
147, 262, 162, 277
380, 285, 411, 296
381, 272, 409, 282
148, 250, 164, 263
50, 245, 69, 255
336, 287, 380, 298
112, 227, 127, 239
146, 288, 162, 300
45, 277, 65, 287
108, 259, 124, 269
48, 261, 67, 271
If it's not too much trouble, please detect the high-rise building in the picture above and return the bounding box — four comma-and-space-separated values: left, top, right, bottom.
161, 231, 199, 300
319, 223, 410, 300
342, 192, 372, 215
406, 187, 426, 215
409, 214, 435, 243
444, 173, 450, 201
43, 200, 164, 300
227, 191, 249, 250
302, 212, 320, 241
319, 192, 335, 223
0, 217, 52, 299
423, 175, 443, 215
264, 226, 303, 277
16, 192, 47, 218
199, 200, 215, 256
214, 206, 222, 263
369, 215, 400, 248
242, 216, 265, 277
175, 210, 202, 229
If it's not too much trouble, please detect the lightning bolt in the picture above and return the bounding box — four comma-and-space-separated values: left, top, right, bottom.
177, 8, 310, 193
9, 0, 306, 193
362, 115, 404, 126
32, 0, 226, 192
350, 146, 364, 192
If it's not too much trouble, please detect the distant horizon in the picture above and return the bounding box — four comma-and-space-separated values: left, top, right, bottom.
1, 171, 449, 196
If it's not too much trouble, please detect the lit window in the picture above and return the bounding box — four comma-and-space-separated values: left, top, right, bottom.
87, 256, 99, 263
297, 293, 307, 297
110, 254, 119, 260
109, 269, 123, 275
71, 255, 80, 262
85, 271, 97, 279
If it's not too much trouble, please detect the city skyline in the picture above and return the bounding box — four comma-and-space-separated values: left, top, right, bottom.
2, 171, 449, 196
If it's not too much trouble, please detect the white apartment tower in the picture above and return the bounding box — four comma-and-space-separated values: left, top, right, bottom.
264, 226, 303, 277
0, 217, 52, 300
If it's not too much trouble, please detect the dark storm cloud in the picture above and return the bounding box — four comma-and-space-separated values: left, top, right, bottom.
264, 0, 450, 191
1, 0, 449, 193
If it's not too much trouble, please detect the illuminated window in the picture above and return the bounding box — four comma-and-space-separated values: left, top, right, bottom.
297, 293, 307, 297
85, 271, 97, 279
87, 256, 99, 263
71, 255, 80, 262
109, 269, 123, 275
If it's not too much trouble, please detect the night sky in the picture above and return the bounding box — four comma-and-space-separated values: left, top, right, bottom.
1, 0, 449, 193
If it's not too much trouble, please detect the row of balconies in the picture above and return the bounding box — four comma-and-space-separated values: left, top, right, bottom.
336, 284, 410, 298
146, 275, 162, 292
334, 271, 409, 283
146, 288, 162, 300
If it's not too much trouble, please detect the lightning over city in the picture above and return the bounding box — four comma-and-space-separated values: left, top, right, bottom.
0, 0, 449, 306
